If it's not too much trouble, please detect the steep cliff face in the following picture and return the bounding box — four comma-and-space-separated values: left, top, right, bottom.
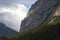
20, 0, 60, 32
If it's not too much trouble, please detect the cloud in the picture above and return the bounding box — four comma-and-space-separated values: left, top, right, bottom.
0, 4, 28, 32
0, 0, 20, 7
0, 0, 37, 7
20, 0, 37, 8
0, 0, 37, 32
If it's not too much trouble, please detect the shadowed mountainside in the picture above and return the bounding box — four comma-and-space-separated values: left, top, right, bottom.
0, 23, 18, 37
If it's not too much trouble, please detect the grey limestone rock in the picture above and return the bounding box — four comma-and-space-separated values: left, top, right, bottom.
20, 0, 60, 32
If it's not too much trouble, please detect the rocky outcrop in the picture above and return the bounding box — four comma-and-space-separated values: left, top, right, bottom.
20, 0, 60, 32
54, 6, 60, 16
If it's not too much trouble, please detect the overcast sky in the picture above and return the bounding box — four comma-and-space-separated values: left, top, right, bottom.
0, 0, 37, 32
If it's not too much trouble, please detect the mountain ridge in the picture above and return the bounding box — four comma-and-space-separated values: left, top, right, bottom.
0, 23, 18, 37
20, 0, 60, 32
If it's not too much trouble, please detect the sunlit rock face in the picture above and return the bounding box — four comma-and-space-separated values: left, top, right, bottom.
20, 0, 60, 32
54, 6, 60, 16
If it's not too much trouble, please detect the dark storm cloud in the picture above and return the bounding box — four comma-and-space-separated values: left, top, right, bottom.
0, 0, 20, 7
0, 0, 37, 8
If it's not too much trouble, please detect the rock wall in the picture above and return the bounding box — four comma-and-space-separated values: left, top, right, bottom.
20, 0, 60, 32
54, 6, 60, 16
